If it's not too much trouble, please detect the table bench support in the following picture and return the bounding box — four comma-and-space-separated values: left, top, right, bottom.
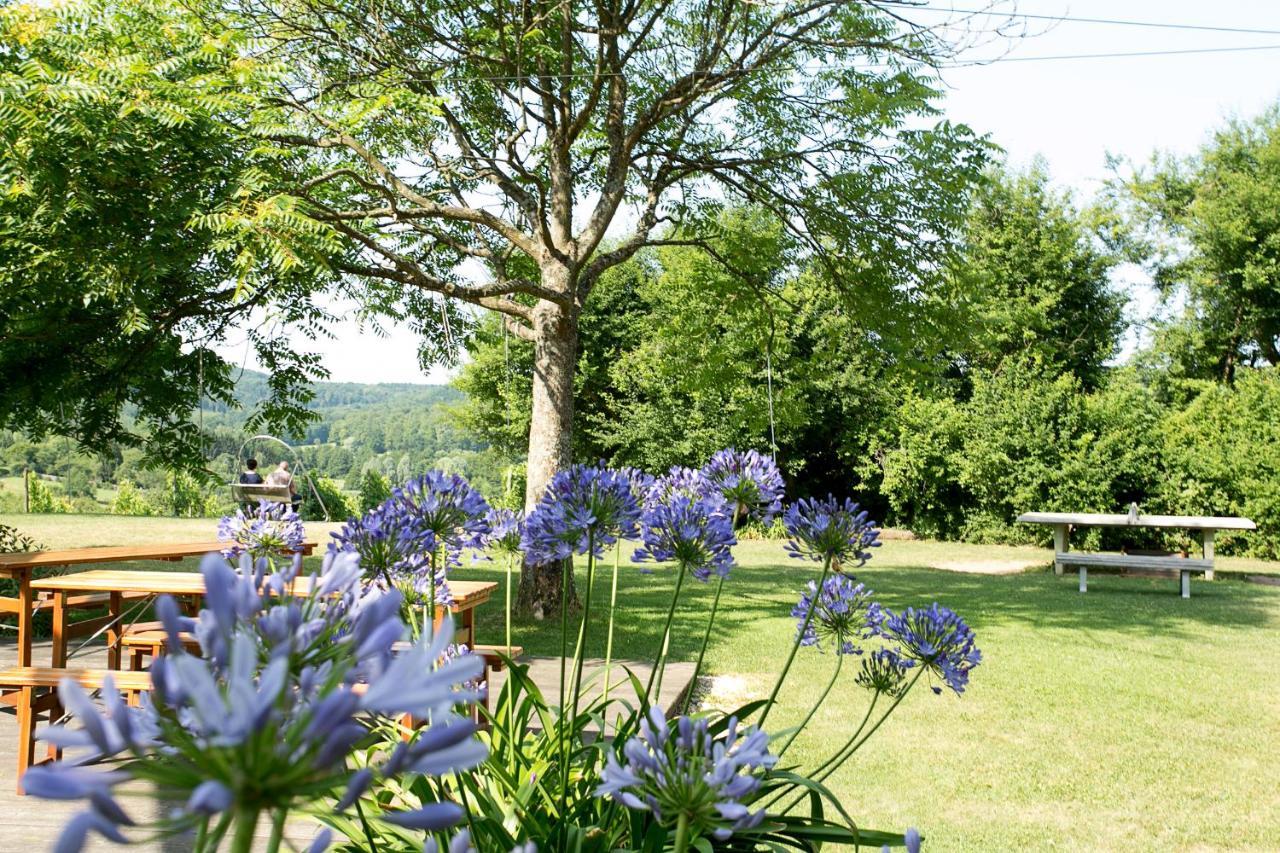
1078, 566, 1087, 593
1181, 570, 1191, 599
1053, 524, 1069, 576
1202, 530, 1215, 581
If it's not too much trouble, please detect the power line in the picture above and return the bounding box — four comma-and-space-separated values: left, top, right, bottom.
953, 42, 1280, 65
880, 2, 1280, 36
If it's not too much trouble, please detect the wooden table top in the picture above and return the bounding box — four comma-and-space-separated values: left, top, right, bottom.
1017, 512, 1256, 531
31, 570, 497, 609
0, 541, 318, 578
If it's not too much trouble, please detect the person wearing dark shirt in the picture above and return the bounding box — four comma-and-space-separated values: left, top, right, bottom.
239, 458, 264, 485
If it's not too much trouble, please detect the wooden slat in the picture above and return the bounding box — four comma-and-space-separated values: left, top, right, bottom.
0, 666, 151, 691
1057, 552, 1213, 571
0, 540, 318, 571
1017, 512, 1255, 531
31, 571, 496, 609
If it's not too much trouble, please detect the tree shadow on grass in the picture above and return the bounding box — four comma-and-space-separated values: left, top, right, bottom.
462, 552, 1280, 661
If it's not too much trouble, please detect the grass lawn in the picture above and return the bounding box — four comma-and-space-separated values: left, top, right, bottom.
3, 516, 1278, 849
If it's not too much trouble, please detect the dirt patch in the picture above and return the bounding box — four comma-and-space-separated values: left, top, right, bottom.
930, 558, 1044, 575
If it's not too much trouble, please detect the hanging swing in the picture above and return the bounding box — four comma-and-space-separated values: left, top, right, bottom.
228, 434, 331, 521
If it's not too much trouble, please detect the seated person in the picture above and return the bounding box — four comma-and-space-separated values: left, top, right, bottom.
266, 460, 304, 512
238, 458, 264, 486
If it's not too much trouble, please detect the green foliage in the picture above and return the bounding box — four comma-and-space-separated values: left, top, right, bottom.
26, 476, 70, 514
110, 480, 155, 517
0, 1, 335, 471
879, 362, 1166, 545
1116, 106, 1280, 382
1157, 369, 1280, 557
952, 164, 1125, 390
154, 470, 221, 518
357, 469, 392, 513
0, 522, 40, 553
303, 475, 354, 521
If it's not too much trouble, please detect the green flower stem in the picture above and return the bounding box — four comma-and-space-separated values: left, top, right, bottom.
776, 653, 843, 758
683, 574, 725, 714
805, 692, 880, 783
811, 668, 924, 787
602, 542, 621, 703
557, 552, 572, 845
229, 807, 260, 853
265, 808, 287, 853
758, 554, 833, 728
673, 812, 693, 853
193, 818, 210, 853
428, 546, 439, 644
644, 562, 688, 709
569, 536, 598, 729
504, 552, 515, 653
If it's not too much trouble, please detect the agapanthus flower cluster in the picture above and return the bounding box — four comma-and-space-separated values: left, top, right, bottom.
645, 465, 718, 510
24, 550, 488, 851
395, 471, 492, 562
597, 708, 776, 842
330, 500, 451, 610
699, 448, 785, 524
855, 648, 914, 696
522, 464, 642, 564
881, 604, 982, 695
632, 495, 737, 581
783, 495, 881, 566
483, 507, 525, 557
791, 575, 880, 654
217, 501, 305, 562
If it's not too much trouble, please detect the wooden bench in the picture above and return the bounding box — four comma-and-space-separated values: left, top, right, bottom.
1057, 552, 1213, 599
0, 666, 152, 793
119, 621, 200, 670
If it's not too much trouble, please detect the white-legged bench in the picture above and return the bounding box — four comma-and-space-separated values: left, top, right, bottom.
1056, 552, 1213, 599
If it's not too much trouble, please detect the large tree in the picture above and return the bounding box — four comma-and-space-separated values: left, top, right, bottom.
2, 0, 995, 609
1118, 106, 1280, 383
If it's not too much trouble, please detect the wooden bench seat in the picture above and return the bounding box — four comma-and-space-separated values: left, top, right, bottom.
1056, 552, 1212, 598
119, 621, 200, 670
0, 666, 152, 793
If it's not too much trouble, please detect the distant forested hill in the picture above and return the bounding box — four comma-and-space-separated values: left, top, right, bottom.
0, 372, 514, 515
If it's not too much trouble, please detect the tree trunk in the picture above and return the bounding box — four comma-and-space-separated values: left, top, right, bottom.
517, 293, 580, 617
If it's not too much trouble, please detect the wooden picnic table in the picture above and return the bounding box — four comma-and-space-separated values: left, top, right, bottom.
1017, 511, 1256, 597
30, 570, 497, 669
0, 541, 316, 668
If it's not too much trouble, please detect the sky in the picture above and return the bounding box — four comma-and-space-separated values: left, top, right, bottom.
221, 0, 1280, 384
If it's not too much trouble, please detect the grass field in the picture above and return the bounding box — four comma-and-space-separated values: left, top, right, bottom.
2, 515, 1278, 849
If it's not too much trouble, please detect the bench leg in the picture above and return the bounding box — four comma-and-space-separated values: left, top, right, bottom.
1181, 570, 1191, 599
15, 686, 34, 794
1202, 531, 1215, 581
1078, 566, 1087, 593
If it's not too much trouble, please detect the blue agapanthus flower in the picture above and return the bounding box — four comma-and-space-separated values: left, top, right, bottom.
596, 708, 776, 842
329, 501, 449, 608
700, 448, 785, 523
521, 465, 642, 564
394, 471, 492, 558
483, 507, 524, 557
881, 604, 981, 695
644, 465, 717, 510
783, 496, 881, 566
632, 495, 737, 582
790, 575, 880, 654
856, 648, 915, 696
24, 551, 488, 850
218, 501, 305, 562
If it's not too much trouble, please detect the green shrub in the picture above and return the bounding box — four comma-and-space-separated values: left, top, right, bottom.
1158, 369, 1280, 557
303, 475, 355, 521
27, 476, 71, 513
357, 468, 391, 512
110, 480, 155, 516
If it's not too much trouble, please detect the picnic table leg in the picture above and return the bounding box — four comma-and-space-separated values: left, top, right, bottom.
1202, 530, 1215, 581
16, 571, 32, 668
1053, 524, 1070, 576
1180, 570, 1191, 599
106, 591, 122, 670
50, 592, 68, 669
15, 686, 34, 795
1078, 566, 1087, 594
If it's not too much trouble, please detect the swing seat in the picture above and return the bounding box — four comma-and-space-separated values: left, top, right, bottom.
230, 484, 294, 504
